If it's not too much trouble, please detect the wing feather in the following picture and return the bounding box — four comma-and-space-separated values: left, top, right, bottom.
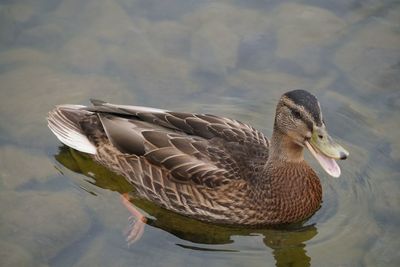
52, 100, 269, 190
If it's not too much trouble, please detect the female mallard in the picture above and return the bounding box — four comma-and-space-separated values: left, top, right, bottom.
48, 89, 348, 225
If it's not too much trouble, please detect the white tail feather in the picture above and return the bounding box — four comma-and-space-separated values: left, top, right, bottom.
103, 103, 168, 114
47, 105, 97, 154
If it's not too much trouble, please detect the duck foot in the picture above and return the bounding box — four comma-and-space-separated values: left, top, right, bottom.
121, 193, 147, 246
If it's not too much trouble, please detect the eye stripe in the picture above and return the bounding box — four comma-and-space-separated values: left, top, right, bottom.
291, 109, 302, 119
284, 104, 303, 120
304, 119, 313, 131
285, 105, 314, 131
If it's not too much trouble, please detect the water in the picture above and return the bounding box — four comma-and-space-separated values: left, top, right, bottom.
0, 0, 399, 266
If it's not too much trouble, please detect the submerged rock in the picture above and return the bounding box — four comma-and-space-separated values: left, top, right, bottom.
0, 66, 134, 148
0, 241, 48, 267
184, 2, 271, 75
334, 5, 400, 94
0, 191, 91, 263
0, 48, 51, 66
272, 3, 345, 75
0, 145, 58, 190
273, 3, 346, 57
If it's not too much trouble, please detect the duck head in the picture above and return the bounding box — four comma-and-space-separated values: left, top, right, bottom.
271, 89, 349, 177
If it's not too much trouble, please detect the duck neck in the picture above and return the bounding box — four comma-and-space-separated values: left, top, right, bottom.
254, 128, 308, 188
268, 129, 304, 164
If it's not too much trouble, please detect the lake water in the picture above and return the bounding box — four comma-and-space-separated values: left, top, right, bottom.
0, 0, 399, 266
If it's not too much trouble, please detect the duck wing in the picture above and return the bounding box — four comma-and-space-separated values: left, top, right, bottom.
50, 100, 270, 189
89, 100, 270, 183
88, 99, 269, 150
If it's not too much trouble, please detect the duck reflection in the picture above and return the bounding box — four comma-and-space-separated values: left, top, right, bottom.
55, 146, 317, 267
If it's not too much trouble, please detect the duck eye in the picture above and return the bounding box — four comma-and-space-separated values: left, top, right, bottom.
292, 109, 301, 119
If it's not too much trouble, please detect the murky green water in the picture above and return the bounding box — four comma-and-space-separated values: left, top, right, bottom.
1, 0, 399, 266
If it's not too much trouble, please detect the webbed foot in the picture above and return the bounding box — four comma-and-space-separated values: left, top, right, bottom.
121, 193, 147, 246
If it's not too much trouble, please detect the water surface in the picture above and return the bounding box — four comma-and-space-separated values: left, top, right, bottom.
0, 0, 399, 266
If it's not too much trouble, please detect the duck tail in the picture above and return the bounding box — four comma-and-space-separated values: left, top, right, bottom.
47, 105, 97, 154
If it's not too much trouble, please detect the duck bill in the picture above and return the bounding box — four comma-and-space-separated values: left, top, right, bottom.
305, 127, 349, 178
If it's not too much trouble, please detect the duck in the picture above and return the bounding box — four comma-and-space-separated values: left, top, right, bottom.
48, 89, 348, 225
